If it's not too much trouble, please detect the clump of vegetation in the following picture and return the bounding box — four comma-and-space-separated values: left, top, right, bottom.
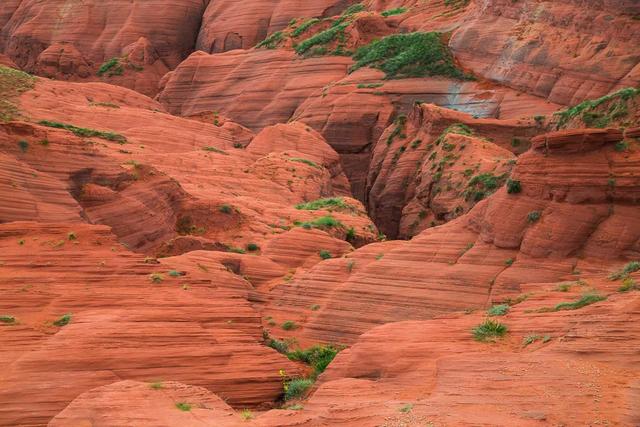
0, 315, 16, 324
319, 250, 332, 260
487, 304, 509, 316
296, 197, 349, 211
292, 18, 320, 38
381, 7, 408, 17
0, 65, 36, 122
608, 261, 640, 280
149, 382, 164, 390
53, 313, 72, 327
288, 344, 342, 376
246, 243, 260, 251
167, 270, 182, 277
310, 304, 321, 311
538, 293, 607, 312
386, 114, 407, 145
464, 172, 506, 201
219, 204, 233, 214
505, 258, 514, 266
472, 319, 508, 342
295, 20, 350, 56
175, 402, 191, 412
527, 210, 541, 223
296, 215, 343, 230
523, 334, 551, 346
38, 120, 127, 143
240, 409, 254, 420
284, 378, 314, 400
97, 57, 124, 76
434, 123, 473, 146
202, 146, 229, 155
256, 31, 284, 49
506, 179, 521, 194
618, 277, 638, 292
357, 82, 384, 89
17, 140, 29, 153
282, 320, 298, 331
351, 32, 473, 79
399, 403, 414, 413
445, 0, 470, 9
554, 87, 640, 129
149, 273, 164, 283
289, 157, 320, 168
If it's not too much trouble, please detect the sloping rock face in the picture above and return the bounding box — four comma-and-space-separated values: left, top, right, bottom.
196, 0, 356, 53
448, 0, 640, 105
263, 126, 640, 345
0, 0, 206, 95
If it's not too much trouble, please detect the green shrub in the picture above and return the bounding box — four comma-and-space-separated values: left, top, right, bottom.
357, 82, 384, 89
346, 227, 356, 241
618, 277, 638, 292
282, 320, 298, 330
296, 215, 343, 230
552, 293, 606, 311
319, 250, 332, 260
554, 87, 639, 129
285, 378, 314, 400
149, 273, 164, 283
175, 402, 191, 411
246, 243, 260, 251
256, 31, 284, 49
381, 7, 407, 17
202, 146, 229, 155
527, 211, 541, 223
38, 120, 127, 143
292, 18, 320, 37
295, 197, 348, 211
240, 409, 254, 420
609, 261, 640, 280
0, 315, 16, 324
53, 313, 72, 327
18, 140, 28, 152
487, 304, 509, 316
149, 382, 164, 390
219, 204, 233, 214
472, 319, 508, 342
614, 141, 629, 152
295, 22, 349, 55
310, 304, 321, 311
351, 32, 473, 79
97, 58, 124, 76
399, 403, 413, 413
289, 157, 320, 168
506, 179, 521, 194
167, 270, 182, 277
505, 258, 514, 266
287, 344, 341, 376
228, 247, 246, 254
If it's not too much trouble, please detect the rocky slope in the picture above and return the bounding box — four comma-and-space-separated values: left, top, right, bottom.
0, 1, 639, 426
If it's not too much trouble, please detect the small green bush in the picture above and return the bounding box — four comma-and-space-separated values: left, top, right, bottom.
256, 31, 284, 49
287, 344, 341, 376
609, 261, 640, 280
219, 204, 233, 214
149, 382, 164, 390
285, 378, 314, 400
487, 304, 509, 316
246, 243, 260, 251
167, 270, 182, 277
38, 120, 127, 143
149, 273, 164, 283
292, 18, 320, 37
296, 215, 343, 230
282, 320, 298, 331
175, 402, 191, 411
618, 277, 638, 292
53, 313, 72, 327
295, 197, 348, 211
0, 315, 16, 324
381, 7, 407, 17
97, 58, 124, 76
18, 140, 28, 153
399, 403, 413, 413
552, 293, 606, 311
240, 409, 254, 420
472, 319, 508, 342
319, 250, 332, 260
527, 211, 541, 223
506, 179, 521, 194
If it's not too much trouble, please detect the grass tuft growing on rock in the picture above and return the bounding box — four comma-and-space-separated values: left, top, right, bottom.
472, 319, 507, 342
97, 57, 124, 76
175, 402, 191, 411
284, 378, 314, 400
487, 304, 509, 316
351, 32, 473, 79
0, 65, 35, 122
256, 31, 284, 49
0, 315, 16, 324
608, 261, 640, 280
38, 120, 127, 143
281, 320, 298, 331
381, 7, 408, 17
53, 313, 72, 327
295, 197, 350, 211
